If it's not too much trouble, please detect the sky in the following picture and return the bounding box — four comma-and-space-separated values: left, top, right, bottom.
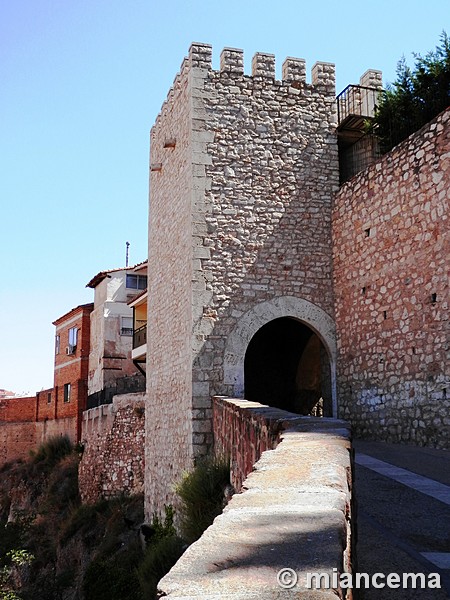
0, 0, 447, 395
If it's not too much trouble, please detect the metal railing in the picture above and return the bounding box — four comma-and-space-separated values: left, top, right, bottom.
86, 374, 146, 409
337, 85, 382, 126
133, 324, 147, 349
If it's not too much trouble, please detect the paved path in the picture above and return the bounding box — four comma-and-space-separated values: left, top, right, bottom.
354, 439, 450, 599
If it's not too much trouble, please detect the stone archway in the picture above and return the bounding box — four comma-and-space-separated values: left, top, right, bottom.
223, 296, 337, 417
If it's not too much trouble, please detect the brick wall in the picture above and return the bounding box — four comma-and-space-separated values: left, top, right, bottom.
78, 393, 145, 503
36, 388, 55, 420
213, 396, 285, 491
0, 417, 76, 466
0, 396, 36, 422
333, 108, 450, 448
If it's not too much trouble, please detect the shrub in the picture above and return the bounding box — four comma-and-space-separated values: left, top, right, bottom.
59, 499, 111, 545
175, 456, 231, 544
137, 535, 184, 599
30, 436, 73, 467
83, 540, 143, 600
137, 504, 185, 599
371, 31, 450, 152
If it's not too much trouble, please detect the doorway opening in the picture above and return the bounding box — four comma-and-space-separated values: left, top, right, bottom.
244, 317, 332, 416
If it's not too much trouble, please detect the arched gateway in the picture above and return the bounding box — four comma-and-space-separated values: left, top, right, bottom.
223, 297, 337, 417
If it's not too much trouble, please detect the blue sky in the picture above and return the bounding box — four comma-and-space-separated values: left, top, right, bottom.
0, 0, 447, 394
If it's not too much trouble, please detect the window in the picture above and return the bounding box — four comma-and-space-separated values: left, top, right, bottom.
55, 335, 60, 355
47, 392, 52, 404
126, 274, 147, 290
68, 327, 78, 353
63, 383, 71, 403
121, 316, 133, 336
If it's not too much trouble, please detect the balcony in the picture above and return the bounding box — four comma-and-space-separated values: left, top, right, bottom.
337, 84, 383, 183
128, 291, 147, 371
133, 323, 147, 349
337, 85, 381, 140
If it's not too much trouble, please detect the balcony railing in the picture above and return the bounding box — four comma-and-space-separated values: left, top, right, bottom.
337, 85, 382, 128
86, 374, 146, 409
133, 323, 147, 349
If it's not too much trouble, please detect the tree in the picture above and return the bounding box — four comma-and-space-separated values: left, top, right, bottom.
372, 31, 450, 152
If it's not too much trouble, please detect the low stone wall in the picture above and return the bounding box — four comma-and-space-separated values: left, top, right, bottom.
159, 397, 353, 598
213, 396, 285, 491
78, 393, 145, 504
0, 417, 76, 466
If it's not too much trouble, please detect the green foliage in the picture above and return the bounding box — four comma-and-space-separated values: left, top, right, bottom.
0, 543, 33, 600
150, 504, 177, 542
0, 522, 27, 567
175, 456, 231, 544
136, 504, 184, 598
5, 551, 33, 568
0, 591, 23, 600
30, 435, 74, 468
137, 534, 184, 599
371, 31, 450, 152
83, 540, 144, 600
60, 499, 111, 545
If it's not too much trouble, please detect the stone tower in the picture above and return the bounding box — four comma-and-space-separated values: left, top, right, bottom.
146, 43, 340, 516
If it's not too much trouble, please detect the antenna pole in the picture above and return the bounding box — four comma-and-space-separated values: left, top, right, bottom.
126, 241, 130, 267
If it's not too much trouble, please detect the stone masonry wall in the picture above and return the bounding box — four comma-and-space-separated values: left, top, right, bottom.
146, 43, 340, 516
159, 397, 353, 599
333, 108, 450, 448
190, 45, 339, 457
146, 53, 194, 518
79, 393, 145, 503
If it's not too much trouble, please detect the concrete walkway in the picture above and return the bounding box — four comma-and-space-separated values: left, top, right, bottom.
354, 439, 450, 599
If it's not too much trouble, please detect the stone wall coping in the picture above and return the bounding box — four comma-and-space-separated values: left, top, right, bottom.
82, 392, 145, 422
158, 397, 353, 598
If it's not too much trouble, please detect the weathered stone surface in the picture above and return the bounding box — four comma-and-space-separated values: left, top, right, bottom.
146, 43, 339, 517
333, 108, 450, 449
78, 393, 145, 503
158, 397, 353, 599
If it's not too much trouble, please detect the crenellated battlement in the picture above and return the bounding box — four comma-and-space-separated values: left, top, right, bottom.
152, 42, 337, 133
282, 56, 306, 82
187, 42, 335, 88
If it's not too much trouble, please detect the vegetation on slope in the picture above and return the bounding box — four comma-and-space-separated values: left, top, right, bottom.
0, 439, 231, 600
371, 31, 450, 153
0, 437, 144, 600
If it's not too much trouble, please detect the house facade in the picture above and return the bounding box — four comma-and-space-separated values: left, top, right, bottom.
86, 262, 147, 398
51, 302, 94, 441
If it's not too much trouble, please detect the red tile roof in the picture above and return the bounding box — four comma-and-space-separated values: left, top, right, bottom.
86, 260, 147, 289
52, 303, 94, 326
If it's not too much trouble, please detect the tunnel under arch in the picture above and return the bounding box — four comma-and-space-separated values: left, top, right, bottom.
223, 296, 337, 417
244, 317, 332, 416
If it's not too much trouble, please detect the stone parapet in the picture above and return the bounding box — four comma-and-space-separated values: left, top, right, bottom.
159, 397, 353, 598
